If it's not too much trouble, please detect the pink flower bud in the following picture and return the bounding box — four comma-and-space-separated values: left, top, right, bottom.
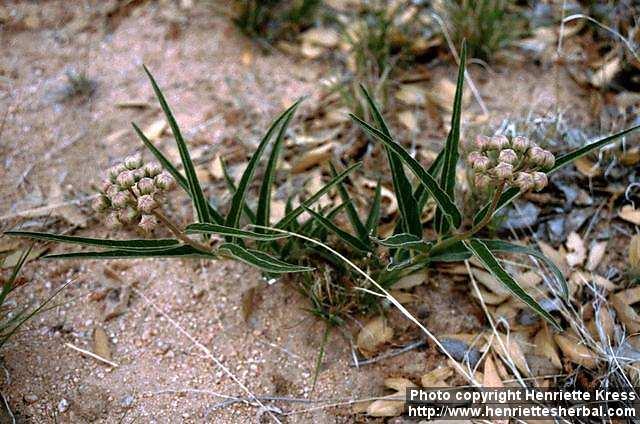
493, 162, 513, 179
474, 135, 490, 151
106, 184, 120, 199
144, 162, 162, 177
511, 136, 530, 152
92, 195, 110, 212
118, 207, 138, 224
100, 179, 112, 194
111, 191, 132, 209
133, 168, 146, 181
116, 170, 136, 188
105, 212, 122, 229
137, 194, 158, 213
527, 146, 546, 166
532, 172, 548, 191
108, 164, 127, 182
514, 172, 534, 191
155, 172, 175, 190
137, 177, 155, 195
467, 151, 482, 165
474, 174, 492, 189
138, 214, 157, 232
498, 149, 518, 165
542, 150, 555, 169
472, 155, 491, 172
489, 135, 509, 150
124, 154, 143, 170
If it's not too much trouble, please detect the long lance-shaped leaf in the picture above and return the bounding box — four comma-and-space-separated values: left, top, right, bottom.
256, 103, 298, 232
143, 66, 211, 224
330, 162, 368, 242
217, 242, 313, 273
372, 233, 429, 251
275, 162, 362, 229
184, 223, 288, 241
226, 100, 301, 231
42, 245, 215, 260
359, 85, 421, 237
220, 156, 256, 224
303, 207, 370, 252
474, 124, 640, 225
464, 239, 561, 330
480, 239, 568, 299
132, 123, 224, 224
5, 231, 181, 251
436, 41, 466, 234
365, 178, 382, 236
350, 114, 462, 228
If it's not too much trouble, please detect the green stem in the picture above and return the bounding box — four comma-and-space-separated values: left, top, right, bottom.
152, 210, 211, 253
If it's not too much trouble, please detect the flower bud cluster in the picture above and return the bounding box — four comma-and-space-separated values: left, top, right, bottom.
92, 154, 175, 232
467, 135, 554, 192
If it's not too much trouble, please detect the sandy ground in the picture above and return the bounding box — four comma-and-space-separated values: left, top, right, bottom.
0, 1, 616, 423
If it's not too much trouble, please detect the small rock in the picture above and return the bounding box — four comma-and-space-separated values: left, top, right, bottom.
439, 338, 480, 367
547, 217, 565, 243
499, 201, 540, 231
24, 394, 38, 404
120, 395, 134, 409
58, 398, 69, 413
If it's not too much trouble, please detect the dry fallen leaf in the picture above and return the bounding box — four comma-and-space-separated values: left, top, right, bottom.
538, 241, 570, 277
209, 154, 224, 180
357, 316, 394, 357
611, 287, 640, 333
630, 235, 640, 275
553, 334, 597, 369
300, 27, 340, 48
619, 205, 640, 225
472, 268, 510, 296
565, 232, 586, 268
395, 84, 427, 106
144, 119, 167, 141
366, 377, 416, 417
590, 57, 621, 88
586, 241, 607, 271
393, 271, 426, 290
492, 333, 530, 376
291, 142, 335, 173
483, 355, 503, 388
421, 366, 452, 387
92, 326, 112, 361
428, 77, 470, 112
535, 326, 561, 369
397, 110, 418, 133
574, 156, 601, 178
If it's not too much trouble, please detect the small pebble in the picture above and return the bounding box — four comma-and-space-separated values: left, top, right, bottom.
58, 398, 69, 413
120, 395, 134, 409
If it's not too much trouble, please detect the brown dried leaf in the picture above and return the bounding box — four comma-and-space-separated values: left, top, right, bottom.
421, 367, 453, 387
144, 119, 167, 141
586, 241, 607, 271
483, 355, 503, 388
538, 241, 570, 277
393, 271, 426, 290
565, 232, 586, 268
92, 326, 112, 361
553, 334, 597, 369
366, 378, 416, 417
357, 316, 394, 357
397, 110, 418, 133
619, 205, 640, 225
472, 268, 510, 296
395, 84, 427, 106
493, 333, 530, 376
291, 142, 335, 173
535, 326, 561, 369
574, 156, 601, 177
630, 235, 640, 274
515, 271, 542, 289
300, 27, 339, 48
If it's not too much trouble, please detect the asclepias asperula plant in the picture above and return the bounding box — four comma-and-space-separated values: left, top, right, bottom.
7, 42, 640, 330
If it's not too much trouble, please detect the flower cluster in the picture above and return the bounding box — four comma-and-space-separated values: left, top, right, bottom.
92, 154, 175, 232
467, 135, 555, 192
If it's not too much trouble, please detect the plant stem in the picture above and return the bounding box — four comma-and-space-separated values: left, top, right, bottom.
152, 210, 211, 253
428, 180, 506, 256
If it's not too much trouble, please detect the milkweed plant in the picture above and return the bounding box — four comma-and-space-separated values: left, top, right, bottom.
8, 43, 639, 330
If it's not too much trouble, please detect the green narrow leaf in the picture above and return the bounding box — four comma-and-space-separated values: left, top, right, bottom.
184, 223, 288, 241
464, 239, 561, 330
473, 124, 640, 225
217, 242, 313, 273
226, 100, 301, 231
132, 123, 224, 224
372, 233, 429, 251
5, 231, 181, 251
330, 162, 368, 242
220, 156, 257, 224
480, 239, 568, 299
436, 41, 466, 234
365, 178, 382, 236
303, 207, 370, 252
143, 65, 211, 224
275, 162, 362, 229
359, 85, 421, 237
43, 245, 215, 260
350, 114, 462, 228
256, 103, 297, 232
